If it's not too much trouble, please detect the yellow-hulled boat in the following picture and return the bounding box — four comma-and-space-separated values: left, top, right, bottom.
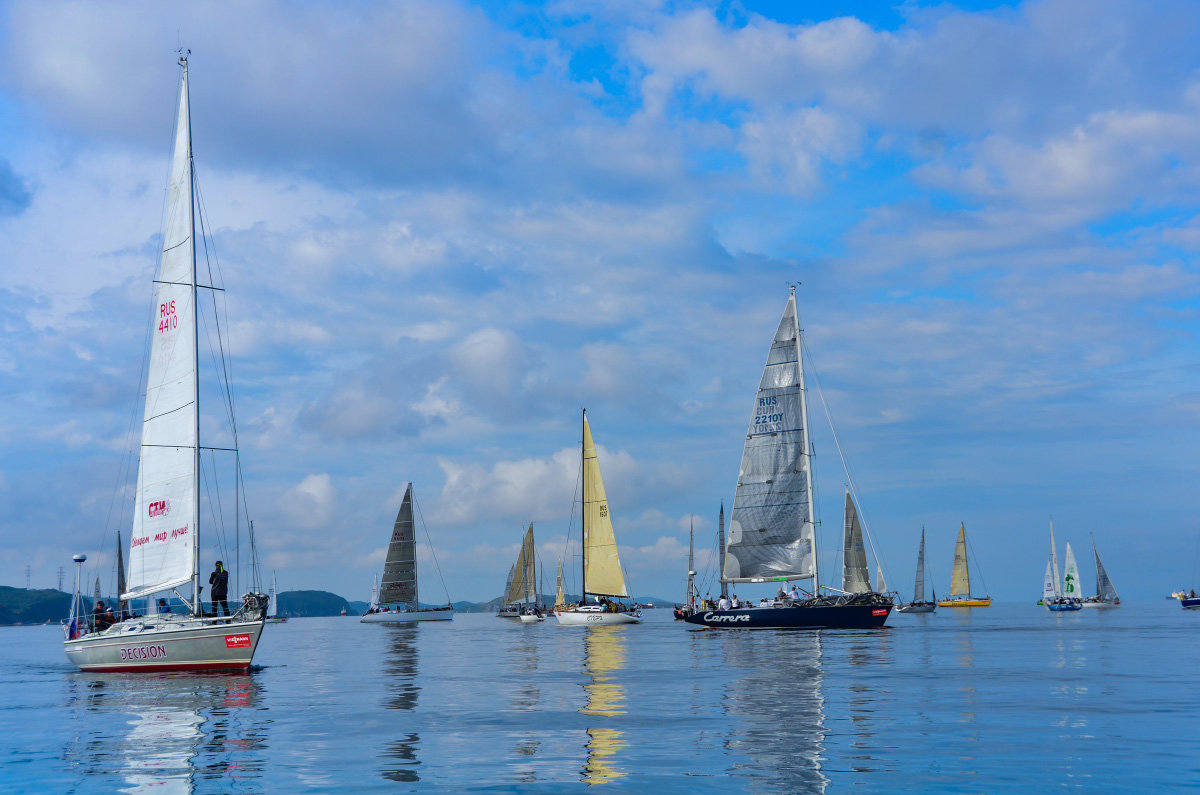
937, 523, 991, 607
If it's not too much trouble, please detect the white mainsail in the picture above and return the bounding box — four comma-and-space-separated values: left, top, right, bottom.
123, 63, 199, 602
379, 484, 419, 608
1049, 520, 1062, 597
268, 572, 278, 619
841, 492, 870, 593
581, 412, 629, 598
1062, 542, 1081, 599
914, 528, 927, 601
724, 291, 816, 583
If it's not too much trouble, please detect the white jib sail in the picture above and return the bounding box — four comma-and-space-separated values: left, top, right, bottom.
1049, 520, 1062, 597
123, 64, 198, 601
725, 292, 815, 582
1042, 559, 1057, 601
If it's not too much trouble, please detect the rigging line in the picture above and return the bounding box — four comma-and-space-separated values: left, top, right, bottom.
202, 449, 231, 571
561, 455, 583, 597
412, 492, 452, 605
801, 335, 891, 588
963, 526, 990, 596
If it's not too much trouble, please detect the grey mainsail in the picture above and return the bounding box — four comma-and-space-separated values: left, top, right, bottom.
1094, 541, 1118, 602
380, 484, 418, 608
724, 292, 816, 583
914, 528, 926, 601
842, 492, 870, 593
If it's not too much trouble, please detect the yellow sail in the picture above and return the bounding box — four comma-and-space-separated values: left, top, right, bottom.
582, 413, 629, 598
582, 627, 628, 784
504, 524, 536, 605
950, 523, 970, 596
554, 561, 566, 609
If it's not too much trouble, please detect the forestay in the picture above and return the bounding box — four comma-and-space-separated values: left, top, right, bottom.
123, 66, 198, 601
842, 492, 870, 593
380, 484, 418, 607
582, 413, 628, 597
724, 293, 816, 583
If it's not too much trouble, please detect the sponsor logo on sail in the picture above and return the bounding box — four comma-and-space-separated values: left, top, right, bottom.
120, 645, 167, 661
224, 634, 252, 649
148, 499, 171, 518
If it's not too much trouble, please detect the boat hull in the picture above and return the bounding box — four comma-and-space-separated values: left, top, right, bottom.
937, 598, 992, 607
1080, 600, 1119, 609
1047, 602, 1082, 612
684, 599, 892, 629
1180, 597, 1200, 610
361, 608, 455, 623
519, 614, 545, 623
896, 602, 936, 614
555, 609, 642, 625
63, 616, 264, 673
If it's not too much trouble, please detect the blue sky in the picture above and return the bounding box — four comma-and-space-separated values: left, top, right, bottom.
2, 0, 1198, 604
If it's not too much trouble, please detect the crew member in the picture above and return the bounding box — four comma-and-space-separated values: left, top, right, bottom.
209, 561, 230, 617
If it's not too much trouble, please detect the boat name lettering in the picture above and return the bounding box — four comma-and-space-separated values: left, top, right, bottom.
703, 611, 750, 623
224, 634, 252, 649
758, 396, 778, 407
150, 525, 188, 543
131, 535, 150, 548
158, 300, 178, 334
148, 499, 170, 518
120, 644, 167, 661
754, 413, 784, 425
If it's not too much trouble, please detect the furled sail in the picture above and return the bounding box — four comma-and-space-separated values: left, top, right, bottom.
841, 492, 870, 592
123, 64, 198, 601
914, 528, 926, 601
949, 524, 971, 597
724, 292, 815, 583
1094, 542, 1118, 602
506, 524, 537, 605
582, 412, 628, 597
1062, 542, 1081, 599
379, 484, 418, 607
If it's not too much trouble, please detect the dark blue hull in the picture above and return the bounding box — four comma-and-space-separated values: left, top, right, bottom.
1181, 597, 1200, 610
1047, 602, 1082, 612
683, 598, 892, 629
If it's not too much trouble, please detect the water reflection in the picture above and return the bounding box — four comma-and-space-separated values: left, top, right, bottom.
65, 673, 263, 793
581, 626, 628, 785
720, 632, 828, 792
380, 626, 421, 783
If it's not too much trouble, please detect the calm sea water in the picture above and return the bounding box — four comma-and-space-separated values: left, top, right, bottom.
3, 602, 1198, 792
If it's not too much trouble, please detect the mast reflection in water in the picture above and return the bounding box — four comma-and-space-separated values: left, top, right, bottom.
581, 626, 629, 785
380, 625, 421, 783
718, 632, 828, 792
64, 673, 263, 793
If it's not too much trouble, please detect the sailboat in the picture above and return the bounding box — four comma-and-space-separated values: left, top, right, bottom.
1081, 535, 1120, 608
265, 571, 287, 623
554, 411, 642, 625
936, 523, 991, 607
1043, 521, 1081, 611
499, 524, 544, 621
842, 492, 871, 594
553, 561, 568, 611
685, 288, 893, 629
897, 528, 936, 613
63, 56, 270, 672
361, 484, 454, 623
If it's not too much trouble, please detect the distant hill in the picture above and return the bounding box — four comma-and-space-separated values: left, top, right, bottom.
0, 586, 73, 625
277, 589, 353, 617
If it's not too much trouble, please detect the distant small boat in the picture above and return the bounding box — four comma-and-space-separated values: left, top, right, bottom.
1081, 535, 1120, 608
361, 484, 454, 624
499, 524, 541, 620
897, 528, 936, 613
937, 523, 991, 607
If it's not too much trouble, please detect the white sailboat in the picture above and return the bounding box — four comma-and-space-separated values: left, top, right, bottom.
63, 56, 270, 673
554, 411, 642, 626
361, 484, 454, 623
1043, 520, 1080, 611
685, 288, 894, 629
897, 528, 936, 613
1082, 535, 1120, 608
265, 571, 287, 623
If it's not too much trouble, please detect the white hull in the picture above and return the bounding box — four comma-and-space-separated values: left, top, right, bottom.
1080, 600, 1119, 609
519, 614, 545, 623
360, 608, 454, 623
896, 603, 936, 614
63, 616, 264, 672
554, 609, 641, 626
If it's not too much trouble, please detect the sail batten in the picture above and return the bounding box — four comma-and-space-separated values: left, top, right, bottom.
724, 293, 815, 582
122, 64, 199, 602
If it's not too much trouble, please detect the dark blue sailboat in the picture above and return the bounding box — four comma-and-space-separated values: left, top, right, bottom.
685, 289, 892, 631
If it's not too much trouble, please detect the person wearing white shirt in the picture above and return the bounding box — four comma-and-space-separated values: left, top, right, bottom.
718, 595, 731, 611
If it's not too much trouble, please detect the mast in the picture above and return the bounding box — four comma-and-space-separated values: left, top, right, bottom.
717, 501, 727, 598
181, 53, 201, 614
581, 408, 587, 599
793, 286, 819, 592
688, 518, 696, 609
1049, 518, 1062, 598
